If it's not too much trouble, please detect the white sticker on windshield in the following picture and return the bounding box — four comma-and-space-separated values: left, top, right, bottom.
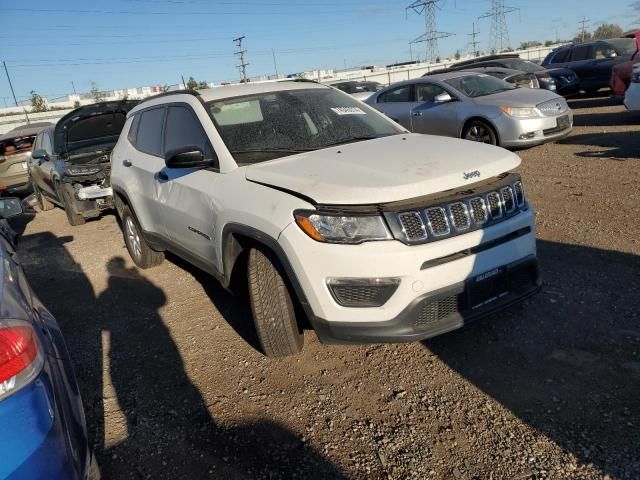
331, 107, 367, 115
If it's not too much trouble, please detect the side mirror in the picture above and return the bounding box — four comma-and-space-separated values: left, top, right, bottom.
435, 92, 453, 103
0, 197, 23, 219
606, 51, 618, 59
164, 146, 210, 169
31, 149, 48, 161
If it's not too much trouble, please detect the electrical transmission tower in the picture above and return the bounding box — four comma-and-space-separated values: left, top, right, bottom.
233, 35, 249, 83
468, 22, 480, 57
406, 0, 454, 63
578, 17, 590, 43
479, 0, 518, 53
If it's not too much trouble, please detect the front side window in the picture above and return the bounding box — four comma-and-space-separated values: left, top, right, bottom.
135, 107, 165, 156
594, 44, 616, 59
415, 83, 447, 102
164, 105, 215, 163
207, 88, 402, 164
444, 74, 514, 98
378, 85, 412, 103
571, 45, 593, 61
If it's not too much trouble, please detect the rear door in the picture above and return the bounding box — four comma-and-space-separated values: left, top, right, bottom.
36, 131, 57, 197
154, 103, 220, 269
566, 44, 596, 88
410, 82, 459, 136
370, 84, 416, 130
590, 42, 622, 86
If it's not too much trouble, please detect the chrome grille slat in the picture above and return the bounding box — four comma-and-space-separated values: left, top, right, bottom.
486, 191, 503, 219
448, 202, 471, 231
501, 186, 516, 214
425, 207, 450, 237
537, 98, 569, 116
513, 181, 525, 207
398, 212, 427, 241
468, 197, 488, 224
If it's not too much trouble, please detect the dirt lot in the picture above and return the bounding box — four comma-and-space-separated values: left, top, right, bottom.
13, 94, 640, 479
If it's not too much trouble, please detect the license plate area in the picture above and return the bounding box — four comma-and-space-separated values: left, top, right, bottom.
557, 115, 570, 130
468, 267, 509, 310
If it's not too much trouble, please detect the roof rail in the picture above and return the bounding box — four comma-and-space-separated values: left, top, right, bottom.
137, 89, 201, 106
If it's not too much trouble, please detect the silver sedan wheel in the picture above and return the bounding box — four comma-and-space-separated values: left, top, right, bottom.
125, 216, 142, 260
464, 123, 495, 144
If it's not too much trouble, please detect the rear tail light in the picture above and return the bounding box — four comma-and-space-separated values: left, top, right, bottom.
0, 320, 44, 400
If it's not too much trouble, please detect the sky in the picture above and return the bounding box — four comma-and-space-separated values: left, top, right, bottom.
1, 0, 639, 104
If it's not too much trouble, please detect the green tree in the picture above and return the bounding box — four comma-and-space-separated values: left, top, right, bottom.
73, 100, 81, 109
90, 82, 106, 102
186, 76, 198, 89
30, 90, 47, 112
197, 80, 209, 89
592, 23, 624, 40
520, 40, 542, 50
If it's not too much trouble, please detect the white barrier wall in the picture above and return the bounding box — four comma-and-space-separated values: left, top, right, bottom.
0, 109, 72, 135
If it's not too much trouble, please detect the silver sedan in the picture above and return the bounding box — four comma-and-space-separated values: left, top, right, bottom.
364, 72, 573, 148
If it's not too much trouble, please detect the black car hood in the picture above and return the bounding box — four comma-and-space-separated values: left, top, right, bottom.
54, 100, 138, 155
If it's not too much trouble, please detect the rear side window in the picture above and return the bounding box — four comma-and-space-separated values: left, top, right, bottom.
550, 49, 570, 64
41, 133, 53, 155
571, 45, 593, 61
164, 105, 216, 164
135, 107, 165, 156
378, 85, 412, 103
128, 113, 140, 143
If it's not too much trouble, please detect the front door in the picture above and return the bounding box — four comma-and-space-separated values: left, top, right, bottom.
410, 82, 459, 137
371, 84, 416, 130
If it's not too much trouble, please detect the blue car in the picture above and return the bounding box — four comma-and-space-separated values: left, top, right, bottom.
0, 197, 98, 480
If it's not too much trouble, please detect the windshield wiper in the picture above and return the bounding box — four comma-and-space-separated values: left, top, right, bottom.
320, 134, 387, 148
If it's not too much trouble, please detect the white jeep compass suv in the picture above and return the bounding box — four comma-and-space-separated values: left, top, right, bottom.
110, 80, 540, 357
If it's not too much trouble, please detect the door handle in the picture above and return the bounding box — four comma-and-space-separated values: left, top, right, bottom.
122, 159, 132, 167
154, 171, 169, 182
412, 112, 423, 117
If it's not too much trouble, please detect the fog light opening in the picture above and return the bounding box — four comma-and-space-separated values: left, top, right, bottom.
519, 132, 536, 140
327, 277, 401, 308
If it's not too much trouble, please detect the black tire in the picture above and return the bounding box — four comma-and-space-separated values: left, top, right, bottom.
247, 247, 303, 357
462, 120, 498, 146
55, 182, 85, 226
120, 205, 164, 269
33, 182, 54, 211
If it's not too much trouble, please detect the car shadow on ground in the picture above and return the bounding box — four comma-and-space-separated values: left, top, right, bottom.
558, 130, 640, 160
423, 240, 640, 479
566, 92, 620, 110
572, 109, 640, 127
17, 232, 346, 480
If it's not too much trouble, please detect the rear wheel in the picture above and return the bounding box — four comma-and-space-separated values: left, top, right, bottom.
120, 205, 164, 269
247, 247, 303, 357
462, 120, 498, 146
33, 182, 54, 211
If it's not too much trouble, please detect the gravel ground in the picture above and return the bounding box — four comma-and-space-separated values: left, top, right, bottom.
14, 94, 640, 480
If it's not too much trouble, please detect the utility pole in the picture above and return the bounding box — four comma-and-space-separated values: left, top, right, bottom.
406, 0, 454, 64
578, 17, 590, 43
479, 0, 519, 53
2, 60, 29, 123
272, 48, 279, 77
71, 81, 77, 94
468, 22, 480, 57
233, 35, 249, 83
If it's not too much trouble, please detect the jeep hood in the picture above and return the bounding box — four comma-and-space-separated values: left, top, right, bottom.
54, 100, 138, 155
244, 134, 520, 205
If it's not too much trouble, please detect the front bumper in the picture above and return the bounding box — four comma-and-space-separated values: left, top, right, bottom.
312, 256, 540, 344
495, 112, 573, 148
624, 83, 640, 111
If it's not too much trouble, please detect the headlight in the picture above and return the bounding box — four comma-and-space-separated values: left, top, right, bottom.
501, 106, 540, 118
64, 165, 102, 176
294, 211, 392, 244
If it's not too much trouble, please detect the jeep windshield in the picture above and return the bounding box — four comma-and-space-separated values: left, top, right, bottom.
445, 74, 515, 98
207, 88, 402, 164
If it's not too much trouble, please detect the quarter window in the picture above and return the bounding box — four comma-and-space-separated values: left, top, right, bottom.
135, 107, 165, 156
415, 83, 447, 102
128, 113, 140, 144
378, 85, 412, 103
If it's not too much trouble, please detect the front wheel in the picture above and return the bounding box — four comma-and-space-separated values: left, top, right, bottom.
247, 247, 303, 357
33, 182, 54, 211
120, 205, 164, 269
462, 120, 498, 146
56, 183, 85, 226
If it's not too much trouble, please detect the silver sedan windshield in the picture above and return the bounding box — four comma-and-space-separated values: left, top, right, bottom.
444, 75, 515, 98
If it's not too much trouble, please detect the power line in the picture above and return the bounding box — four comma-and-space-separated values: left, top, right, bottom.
468, 22, 480, 57
234, 36, 249, 83
578, 16, 590, 43
478, 0, 518, 53
406, 0, 454, 63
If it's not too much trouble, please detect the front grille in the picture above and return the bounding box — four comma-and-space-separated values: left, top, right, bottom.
513, 181, 525, 207
469, 197, 488, 224
415, 296, 459, 329
399, 212, 427, 241
537, 98, 569, 116
426, 207, 450, 236
501, 186, 515, 214
391, 176, 527, 244
449, 202, 470, 231
486, 192, 503, 219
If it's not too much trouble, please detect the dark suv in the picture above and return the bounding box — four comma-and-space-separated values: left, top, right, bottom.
542, 38, 637, 94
